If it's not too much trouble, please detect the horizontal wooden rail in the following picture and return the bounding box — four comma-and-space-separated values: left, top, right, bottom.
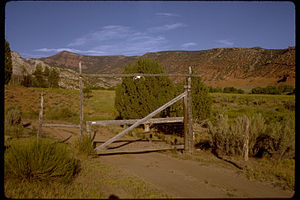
87, 117, 183, 126
96, 145, 184, 155
81, 73, 201, 78
42, 124, 80, 128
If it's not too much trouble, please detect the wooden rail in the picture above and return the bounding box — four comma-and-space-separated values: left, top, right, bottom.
96, 145, 184, 155
42, 124, 80, 128
87, 117, 183, 126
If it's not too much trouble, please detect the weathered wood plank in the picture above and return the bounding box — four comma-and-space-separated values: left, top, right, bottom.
95, 91, 187, 151
87, 117, 183, 126
42, 124, 80, 128
38, 91, 44, 137
187, 66, 194, 153
96, 145, 184, 155
242, 115, 249, 168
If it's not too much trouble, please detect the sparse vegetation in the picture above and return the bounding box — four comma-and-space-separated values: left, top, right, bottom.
73, 134, 96, 156
5, 105, 24, 137
207, 112, 294, 160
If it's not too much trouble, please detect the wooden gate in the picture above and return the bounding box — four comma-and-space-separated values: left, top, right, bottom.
84, 66, 197, 154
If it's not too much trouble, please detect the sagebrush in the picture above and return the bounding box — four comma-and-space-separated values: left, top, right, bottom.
73, 134, 96, 156
208, 113, 295, 159
5, 138, 80, 183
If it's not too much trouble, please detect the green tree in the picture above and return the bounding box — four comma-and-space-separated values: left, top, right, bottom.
191, 71, 212, 121
115, 58, 176, 119
32, 64, 48, 88
48, 68, 60, 88
43, 66, 50, 77
21, 74, 33, 87
83, 86, 92, 98
5, 40, 13, 84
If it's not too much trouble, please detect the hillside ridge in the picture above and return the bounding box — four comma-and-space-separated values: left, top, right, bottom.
12, 47, 295, 90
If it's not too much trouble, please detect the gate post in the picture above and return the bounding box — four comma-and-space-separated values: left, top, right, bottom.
184, 67, 193, 154
79, 61, 84, 139
38, 91, 44, 138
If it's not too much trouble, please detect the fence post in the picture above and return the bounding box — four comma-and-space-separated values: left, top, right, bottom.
184, 85, 188, 152
38, 91, 44, 138
242, 115, 249, 168
184, 66, 194, 154
79, 61, 84, 139
187, 66, 193, 153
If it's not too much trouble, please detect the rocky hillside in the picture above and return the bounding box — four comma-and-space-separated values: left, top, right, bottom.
40, 51, 138, 74
12, 47, 295, 91
142, 47, 295, 90
10, 51, 120, 89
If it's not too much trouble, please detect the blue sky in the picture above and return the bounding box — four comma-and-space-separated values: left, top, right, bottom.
5, 1, 295, 58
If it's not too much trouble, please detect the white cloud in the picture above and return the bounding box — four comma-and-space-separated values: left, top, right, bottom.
156, 12, 179, 17
181, 42, 197, 48
37, 25, 170, 56
149, 23, 187, 32
68, 25, 131, 47
215, 39, 234, 47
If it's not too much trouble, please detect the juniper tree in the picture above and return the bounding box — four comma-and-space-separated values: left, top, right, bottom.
32, 64, 48, 88
191, 70, 212, 121
48, 68, 60, 88
115, 58, 176, 119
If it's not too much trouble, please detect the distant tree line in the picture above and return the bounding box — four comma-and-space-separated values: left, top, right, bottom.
208, 86, 244, 94
21, 64, 60, 88
251, 85, 295, 95
208, 85, 295, 95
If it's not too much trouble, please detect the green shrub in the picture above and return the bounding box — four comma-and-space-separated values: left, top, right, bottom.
208, 114, 244, 156
5, 138, 80, 183
191, 71, 212, 121
5, 106, 24, 137
208, 113, 295, 160
222, 87, 244, 94
73, 134, 96, 156
5, 105, 22, 126
256, 117, 295, 160
83, 86, 92, 98
248, 113, 267, 156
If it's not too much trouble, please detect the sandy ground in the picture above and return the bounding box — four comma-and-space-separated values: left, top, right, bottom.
99, 152, 293, 198
30, 120, 294, 198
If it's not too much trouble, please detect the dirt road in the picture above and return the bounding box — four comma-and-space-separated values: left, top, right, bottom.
100, 152, 293, 198
38, 123, 293, 198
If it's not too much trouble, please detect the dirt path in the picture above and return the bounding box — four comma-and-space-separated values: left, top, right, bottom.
100, 152, 293, 198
